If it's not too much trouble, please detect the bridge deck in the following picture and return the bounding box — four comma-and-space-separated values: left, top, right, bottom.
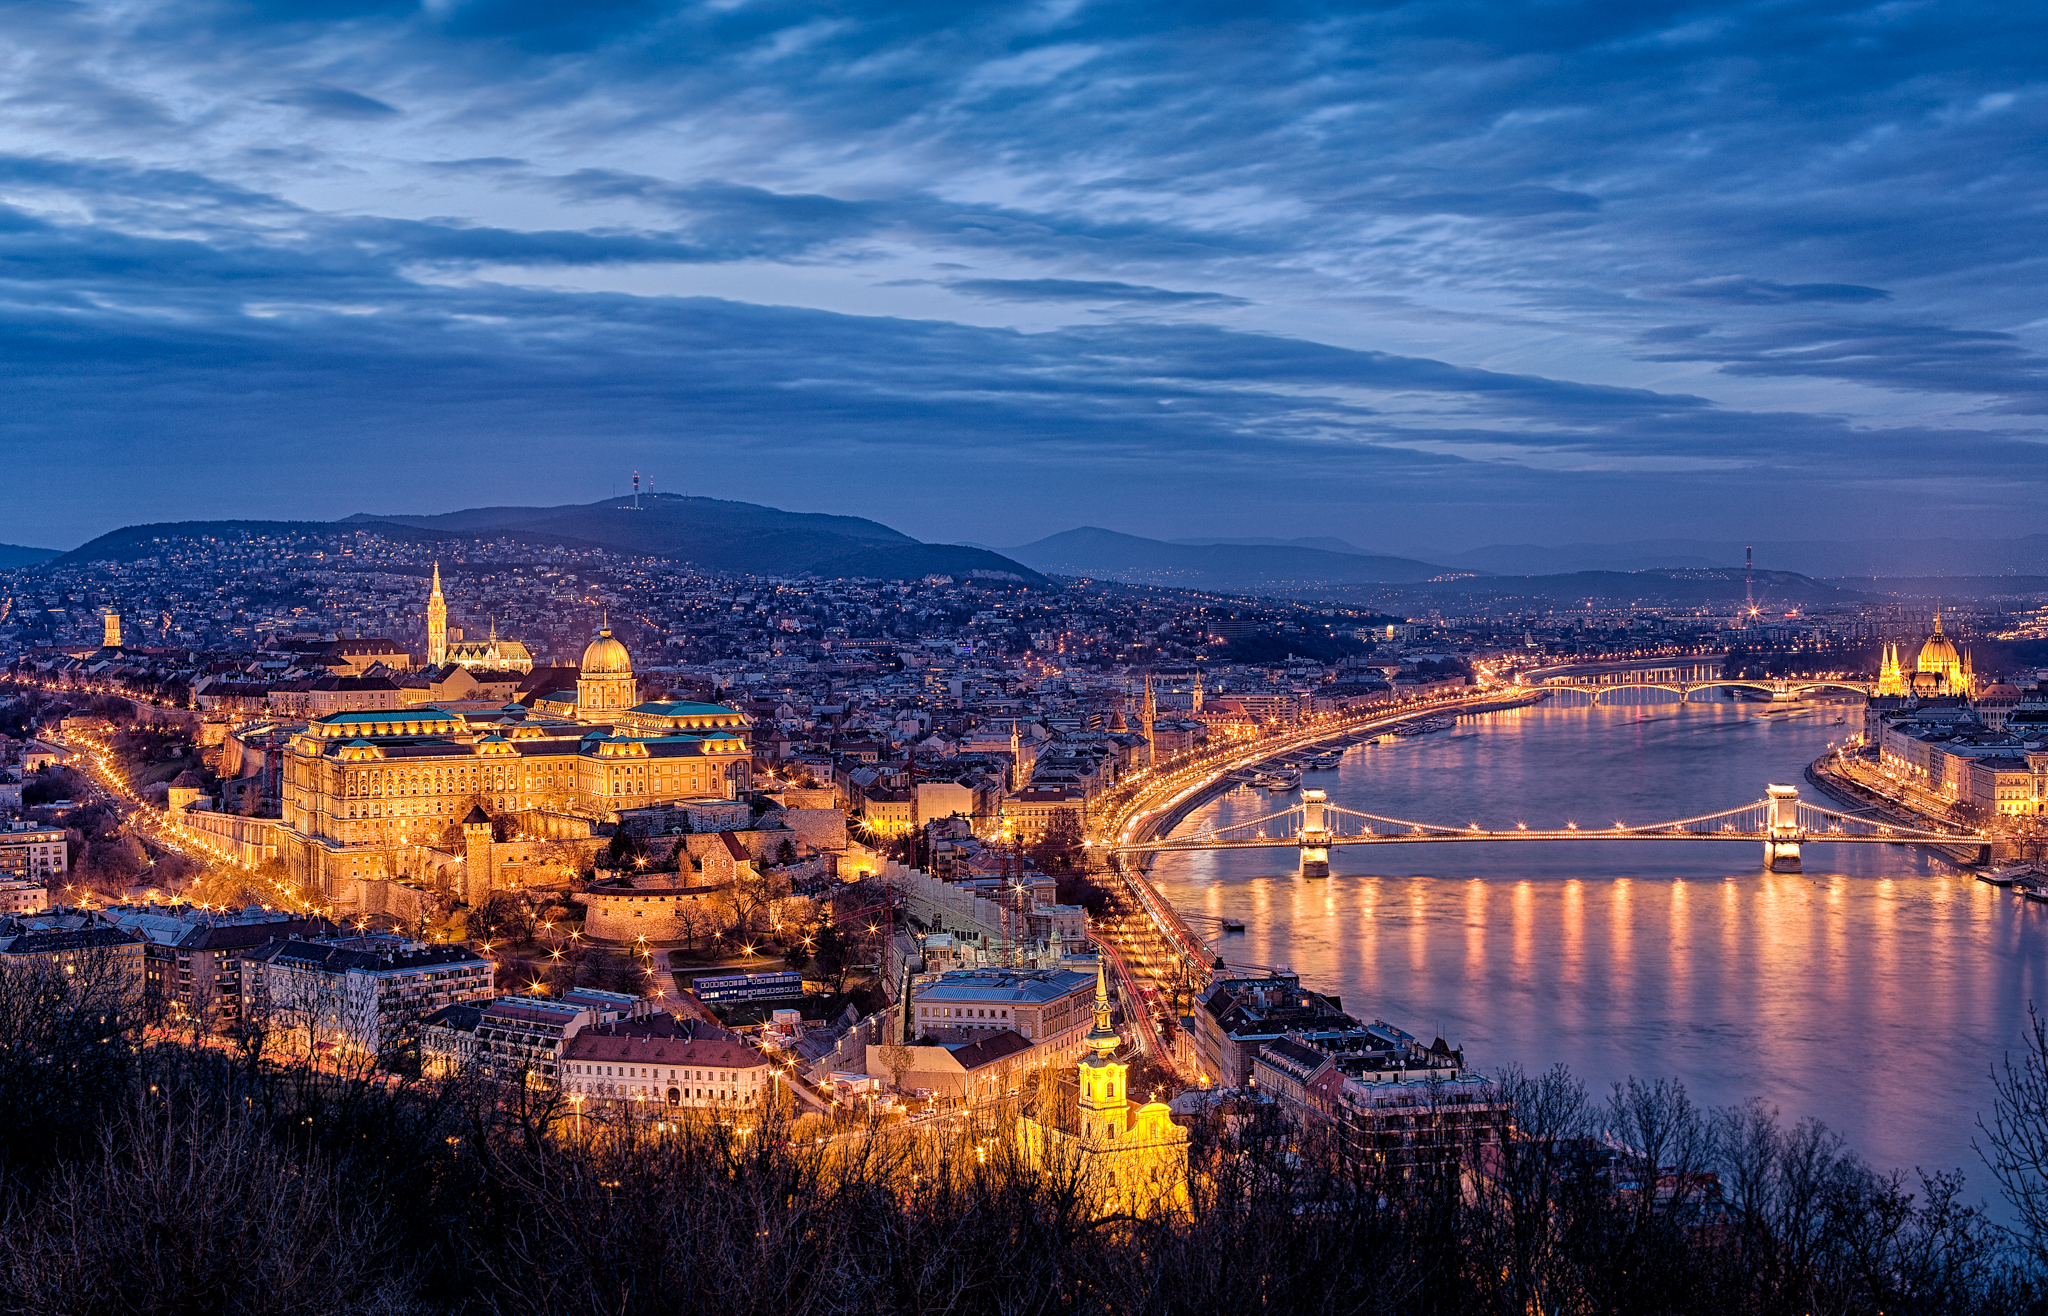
1120, 830, 1950, 852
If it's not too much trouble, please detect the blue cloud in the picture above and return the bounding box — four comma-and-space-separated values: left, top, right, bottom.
265, 87, 401, 119
942, 279, 1248, 305
0, 0, 2043, 549
1659, 277, 1892, 305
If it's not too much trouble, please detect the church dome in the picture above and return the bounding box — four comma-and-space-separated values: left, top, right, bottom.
580, 628, 633, 675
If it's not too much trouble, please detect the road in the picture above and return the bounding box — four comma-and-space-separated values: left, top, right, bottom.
49, 728, 314, 913
1081, 683, 1537, 1080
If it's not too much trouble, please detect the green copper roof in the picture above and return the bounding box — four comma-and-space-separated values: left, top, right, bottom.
630, 701, 745, 717
320, 707, 456, 723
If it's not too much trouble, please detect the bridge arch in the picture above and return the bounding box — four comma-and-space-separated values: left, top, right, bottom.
1537, 678, 1870, 704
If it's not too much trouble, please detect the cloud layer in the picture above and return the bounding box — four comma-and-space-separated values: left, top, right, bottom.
0, 0, 2043, 550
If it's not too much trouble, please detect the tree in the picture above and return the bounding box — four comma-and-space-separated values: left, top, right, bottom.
878, 1043, 918, 1093
469, 891, 533, 944
1979, 1004, 2048, 1264
603, 830, 647, 870
811, 922, 852, 995
1030, 807, 1085, 875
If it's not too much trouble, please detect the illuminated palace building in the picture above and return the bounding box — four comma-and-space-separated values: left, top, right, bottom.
278, 610, 751, 895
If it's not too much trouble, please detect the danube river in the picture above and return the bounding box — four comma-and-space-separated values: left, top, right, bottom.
1147, 698, 2048, 1188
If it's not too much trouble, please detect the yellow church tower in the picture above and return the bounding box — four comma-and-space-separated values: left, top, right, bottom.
1077, 960, 1128, 1142
1015, 958, 1189, 1216
426, 562, 448, 666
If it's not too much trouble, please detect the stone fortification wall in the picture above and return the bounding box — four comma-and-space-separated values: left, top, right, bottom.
341, 878, 440, 925
777, 808, 847, 853
580, 878, 727, 942
886, 862, 1007, 943
172, 809, 278, 867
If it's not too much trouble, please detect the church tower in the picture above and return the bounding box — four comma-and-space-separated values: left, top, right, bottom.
1141, 675, 1157, 767
426, 563, 448, 666
1077, 960, 1126, 1144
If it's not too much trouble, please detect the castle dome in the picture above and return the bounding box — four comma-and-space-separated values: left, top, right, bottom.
580, 628, 632, 675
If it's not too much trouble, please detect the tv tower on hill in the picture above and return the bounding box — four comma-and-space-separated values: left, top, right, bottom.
1744, 545, 1756, 624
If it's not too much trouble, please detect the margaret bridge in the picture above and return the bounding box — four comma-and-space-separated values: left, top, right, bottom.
1526, 664, 1873, 704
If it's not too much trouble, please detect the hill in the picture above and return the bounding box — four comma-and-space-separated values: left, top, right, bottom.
346, 495, 1041, 581
1410, 535, 2048, 578
1171, 535, 1377, 556
54, 497, 1043, 583
1330, 567, 1862, 610
0, 543, 61, 568
1001, 527, 1452, 590
52, 520, 495, 566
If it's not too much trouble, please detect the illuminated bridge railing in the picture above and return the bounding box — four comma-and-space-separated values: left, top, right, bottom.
1113, 796, 1983, 853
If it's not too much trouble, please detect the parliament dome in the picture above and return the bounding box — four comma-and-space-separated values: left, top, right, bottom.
580, 628, 632, 675
1915, 614, 1959, 676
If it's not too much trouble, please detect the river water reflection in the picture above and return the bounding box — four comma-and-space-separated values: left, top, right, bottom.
1148, 700, 2048, 1188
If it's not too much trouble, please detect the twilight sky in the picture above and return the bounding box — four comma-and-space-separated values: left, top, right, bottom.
2, 0, 2045, 552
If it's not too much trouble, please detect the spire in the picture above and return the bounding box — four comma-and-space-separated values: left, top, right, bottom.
1084, 956, 1118, 1059
425, 561, 449, 666
1932, 609, 1944, 636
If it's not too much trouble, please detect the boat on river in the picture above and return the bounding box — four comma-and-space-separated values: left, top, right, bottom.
1258, 767, 1302, 792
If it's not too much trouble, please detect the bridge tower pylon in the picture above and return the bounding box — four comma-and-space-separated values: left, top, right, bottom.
1765, 783, 1803, 872
1299, 788, 1332, 880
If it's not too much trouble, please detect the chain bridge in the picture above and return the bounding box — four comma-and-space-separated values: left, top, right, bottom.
1112, 785, 1985, 877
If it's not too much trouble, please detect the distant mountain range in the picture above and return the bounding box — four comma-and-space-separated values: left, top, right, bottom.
53, 496, 1043, 583
0, 544, 60, 568
1170, 535, 1377, 556
1168, 534, 2048, 579
1360, 567, 1860, 609
1391, 536, 2048, 579
998, 527, 1451, 591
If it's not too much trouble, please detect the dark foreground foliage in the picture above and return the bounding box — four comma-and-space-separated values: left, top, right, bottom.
5, 957, 2048, 1316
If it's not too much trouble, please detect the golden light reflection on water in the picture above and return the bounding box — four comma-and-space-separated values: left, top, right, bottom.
1668, 879, 1690, 1018
1465, 879, 1487, 979
1512, 880, 1533, 987
1144, 702, 2048, 1183
1608, 879, 1633, 1009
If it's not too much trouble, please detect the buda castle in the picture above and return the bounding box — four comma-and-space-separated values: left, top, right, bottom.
277, 592, 751, 900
